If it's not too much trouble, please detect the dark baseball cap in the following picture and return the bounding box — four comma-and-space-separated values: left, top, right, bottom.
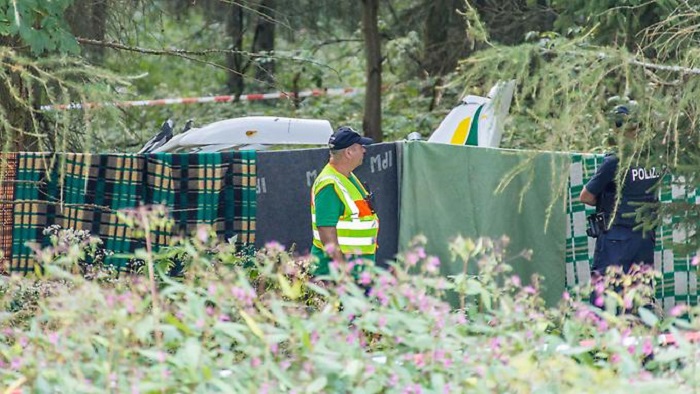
612, 105, 640, 128
328, 126, 373, 150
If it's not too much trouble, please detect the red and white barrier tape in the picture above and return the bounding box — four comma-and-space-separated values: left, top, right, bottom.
39, 87, 363, 111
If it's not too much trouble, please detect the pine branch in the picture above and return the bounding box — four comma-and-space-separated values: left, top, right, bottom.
629, 58, 700, 75
76, 37, 247, 76
76, 37, 339, 79
542, 47, 700, 76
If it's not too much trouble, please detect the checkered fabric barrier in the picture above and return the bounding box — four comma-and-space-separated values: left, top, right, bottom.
0, 154, 17, 273
566, 153, 697, 310
8, 152, 256, 273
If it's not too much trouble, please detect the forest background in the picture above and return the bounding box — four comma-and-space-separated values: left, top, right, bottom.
2, 0, 700, 244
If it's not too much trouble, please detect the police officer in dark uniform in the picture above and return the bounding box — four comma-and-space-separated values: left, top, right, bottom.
579, 105, 661, 274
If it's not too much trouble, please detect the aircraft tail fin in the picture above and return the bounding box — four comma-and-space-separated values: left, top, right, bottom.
427, 80, 515, 148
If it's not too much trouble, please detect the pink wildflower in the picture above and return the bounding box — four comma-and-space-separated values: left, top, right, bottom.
597, 319, 609, 332
405, 252, 419, 267
346, 330, 359, 345
329, 260, 340, 271
196, 225, 209, 243
623, 295, 633, 310
442, 357, 453, 368
379, 274, 397, 287
389, 373, 399, 386
265, 241, 285, 253
106, 294, 116, 307
489, 337, 501, 351
346, 260, 356, 273
642, 339, 653, 356
511, 275, 521, 287
475, 366, 485, 377
433, 349, 446, 363
670, 304, 687, 317
594, 296, 604, 307
425, 256, 440, 273
359, 271, 372, 286
522, 285, 536, 294
303, 361, 313, 374
403, 384, 422, 394
412, 353, 425, 368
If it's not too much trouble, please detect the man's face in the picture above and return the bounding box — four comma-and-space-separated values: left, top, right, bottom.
347, 143, 367, 167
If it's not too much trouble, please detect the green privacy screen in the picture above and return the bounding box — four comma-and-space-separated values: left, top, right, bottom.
398, 142, 570, 306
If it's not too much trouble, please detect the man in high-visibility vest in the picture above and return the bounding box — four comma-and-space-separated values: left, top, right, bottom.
310, 126, 379, 275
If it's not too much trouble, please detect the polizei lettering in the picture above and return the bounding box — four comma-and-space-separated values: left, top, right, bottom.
631, 167, 660, 181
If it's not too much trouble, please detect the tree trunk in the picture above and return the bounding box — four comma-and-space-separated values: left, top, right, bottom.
226, 4, 246, 97
0, 37, 38, 151
253, 0, 276, 87
361, 0, 382, 142
66, 0, 109, 61
422, 0, 471, 77
473, 0, 556, 45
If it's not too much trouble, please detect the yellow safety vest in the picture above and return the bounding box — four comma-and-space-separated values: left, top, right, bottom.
311, 164, 379, 255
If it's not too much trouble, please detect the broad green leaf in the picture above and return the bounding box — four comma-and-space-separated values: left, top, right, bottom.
277, 273, 301, 300
239, 310, 265, 340
164, 313, 192, 335
638, 307, 659, 327
213, 322, 248, 344
178, 337, 202, 371
306, 376, 328, 393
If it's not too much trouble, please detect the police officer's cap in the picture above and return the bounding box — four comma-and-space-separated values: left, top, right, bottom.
613, 105, 629, 128
328, 126, 374, 150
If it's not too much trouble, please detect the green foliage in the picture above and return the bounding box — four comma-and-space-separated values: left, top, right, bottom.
449, 2, 700, 250
0, 215, 698, 391
643, 3, 700, 60
550, 0, 679, 49
0, 0, 79, 55
0, 47, 127, 152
